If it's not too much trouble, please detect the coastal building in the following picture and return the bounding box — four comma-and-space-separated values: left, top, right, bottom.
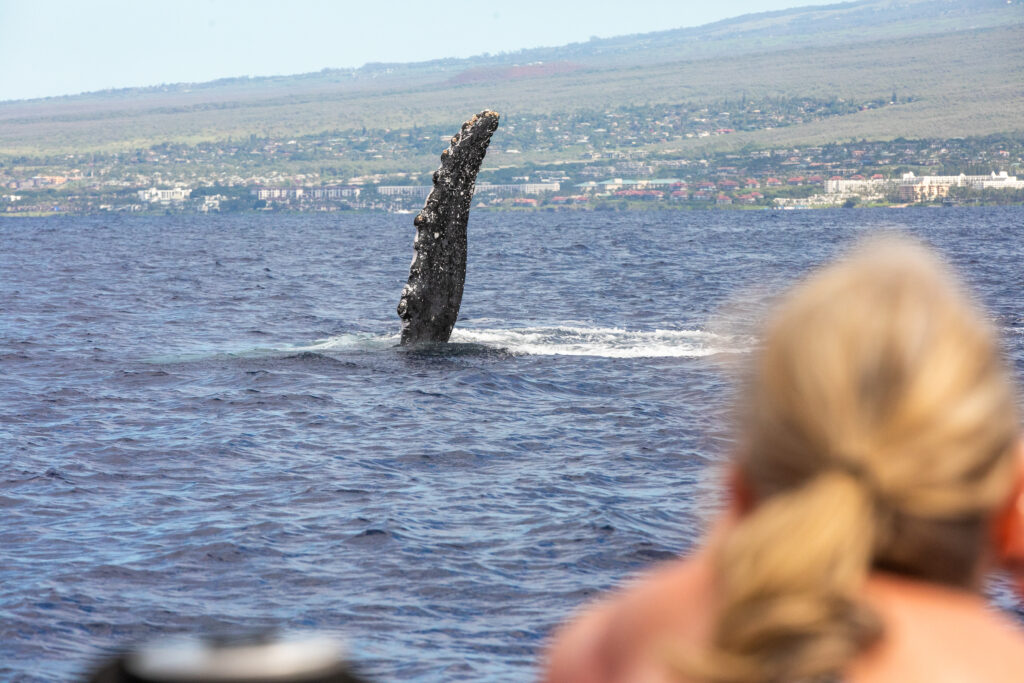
28, 175, 69, 188
827, 171, 1024, 202
896, 172, 1024, 202
256, 186, 360, 201
824, 177, 894, 194
138, 187, 191, 203
579, 178, 683, 194
308, 186, 361, 200
375, 185, 430, 198
256, 187, 303, 200
200, 195, 224, 212
476, 182, 560, 195
898, 176, 950, 202
375, 182, 559, 198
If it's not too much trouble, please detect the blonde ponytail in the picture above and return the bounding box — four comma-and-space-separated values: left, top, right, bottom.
684, 237, 1019, 682
688, 471, 881, 682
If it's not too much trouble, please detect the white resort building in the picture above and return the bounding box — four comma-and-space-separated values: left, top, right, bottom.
255, 186, 361, 201
896, 172, 1024, 201
138, 187, 191, 203
375, 182, 560, 198
823, 171, 1024, 203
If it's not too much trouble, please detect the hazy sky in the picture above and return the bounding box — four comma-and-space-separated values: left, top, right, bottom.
0, 0, 842, 102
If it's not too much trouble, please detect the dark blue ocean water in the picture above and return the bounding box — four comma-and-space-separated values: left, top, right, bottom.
3, 207, 1024, 681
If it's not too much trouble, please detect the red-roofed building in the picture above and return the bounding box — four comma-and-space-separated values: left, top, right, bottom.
766, 177, 782, 186
787, 176, 805, 185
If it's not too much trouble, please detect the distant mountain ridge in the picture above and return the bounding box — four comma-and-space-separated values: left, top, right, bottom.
245, 0, 1023, 87
5, 0, 1018, 103
0, 0, 1020, 157
427, 0, 1018, 68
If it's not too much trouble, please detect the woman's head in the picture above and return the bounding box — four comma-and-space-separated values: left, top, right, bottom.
741, 236, 1018, 579
697, 237, 1020, 682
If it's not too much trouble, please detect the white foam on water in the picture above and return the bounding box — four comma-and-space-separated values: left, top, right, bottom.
162, 326, 753, 362
448, 325, 752, 358
287, 331, 401, 353
147, 333, 400, 363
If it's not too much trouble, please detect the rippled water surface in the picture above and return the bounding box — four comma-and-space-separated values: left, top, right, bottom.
3, 208, 1024, 681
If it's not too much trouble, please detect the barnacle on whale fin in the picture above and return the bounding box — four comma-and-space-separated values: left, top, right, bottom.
397, 110, 500, 346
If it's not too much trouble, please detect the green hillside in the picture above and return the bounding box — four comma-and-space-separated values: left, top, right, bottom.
0, 0, 1021, 159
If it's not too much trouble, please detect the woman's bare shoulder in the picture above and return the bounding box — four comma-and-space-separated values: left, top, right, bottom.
543, 556, 716, 683
544, 563, 1024, 683
850, 574, 1024, 682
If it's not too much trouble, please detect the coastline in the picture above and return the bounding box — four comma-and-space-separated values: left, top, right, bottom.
4, 202, 1016, 218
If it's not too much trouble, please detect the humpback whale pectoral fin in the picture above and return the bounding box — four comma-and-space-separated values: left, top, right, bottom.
397, 110, 500, 346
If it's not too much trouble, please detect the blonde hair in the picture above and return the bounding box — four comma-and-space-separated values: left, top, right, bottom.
694, 237, 1019, 682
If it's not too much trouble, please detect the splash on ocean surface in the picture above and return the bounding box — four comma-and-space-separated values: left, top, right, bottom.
290, 326, 751, 358
3, 208, 1024, 682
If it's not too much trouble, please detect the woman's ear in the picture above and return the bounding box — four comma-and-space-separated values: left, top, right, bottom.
994, 440, 1024, 595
